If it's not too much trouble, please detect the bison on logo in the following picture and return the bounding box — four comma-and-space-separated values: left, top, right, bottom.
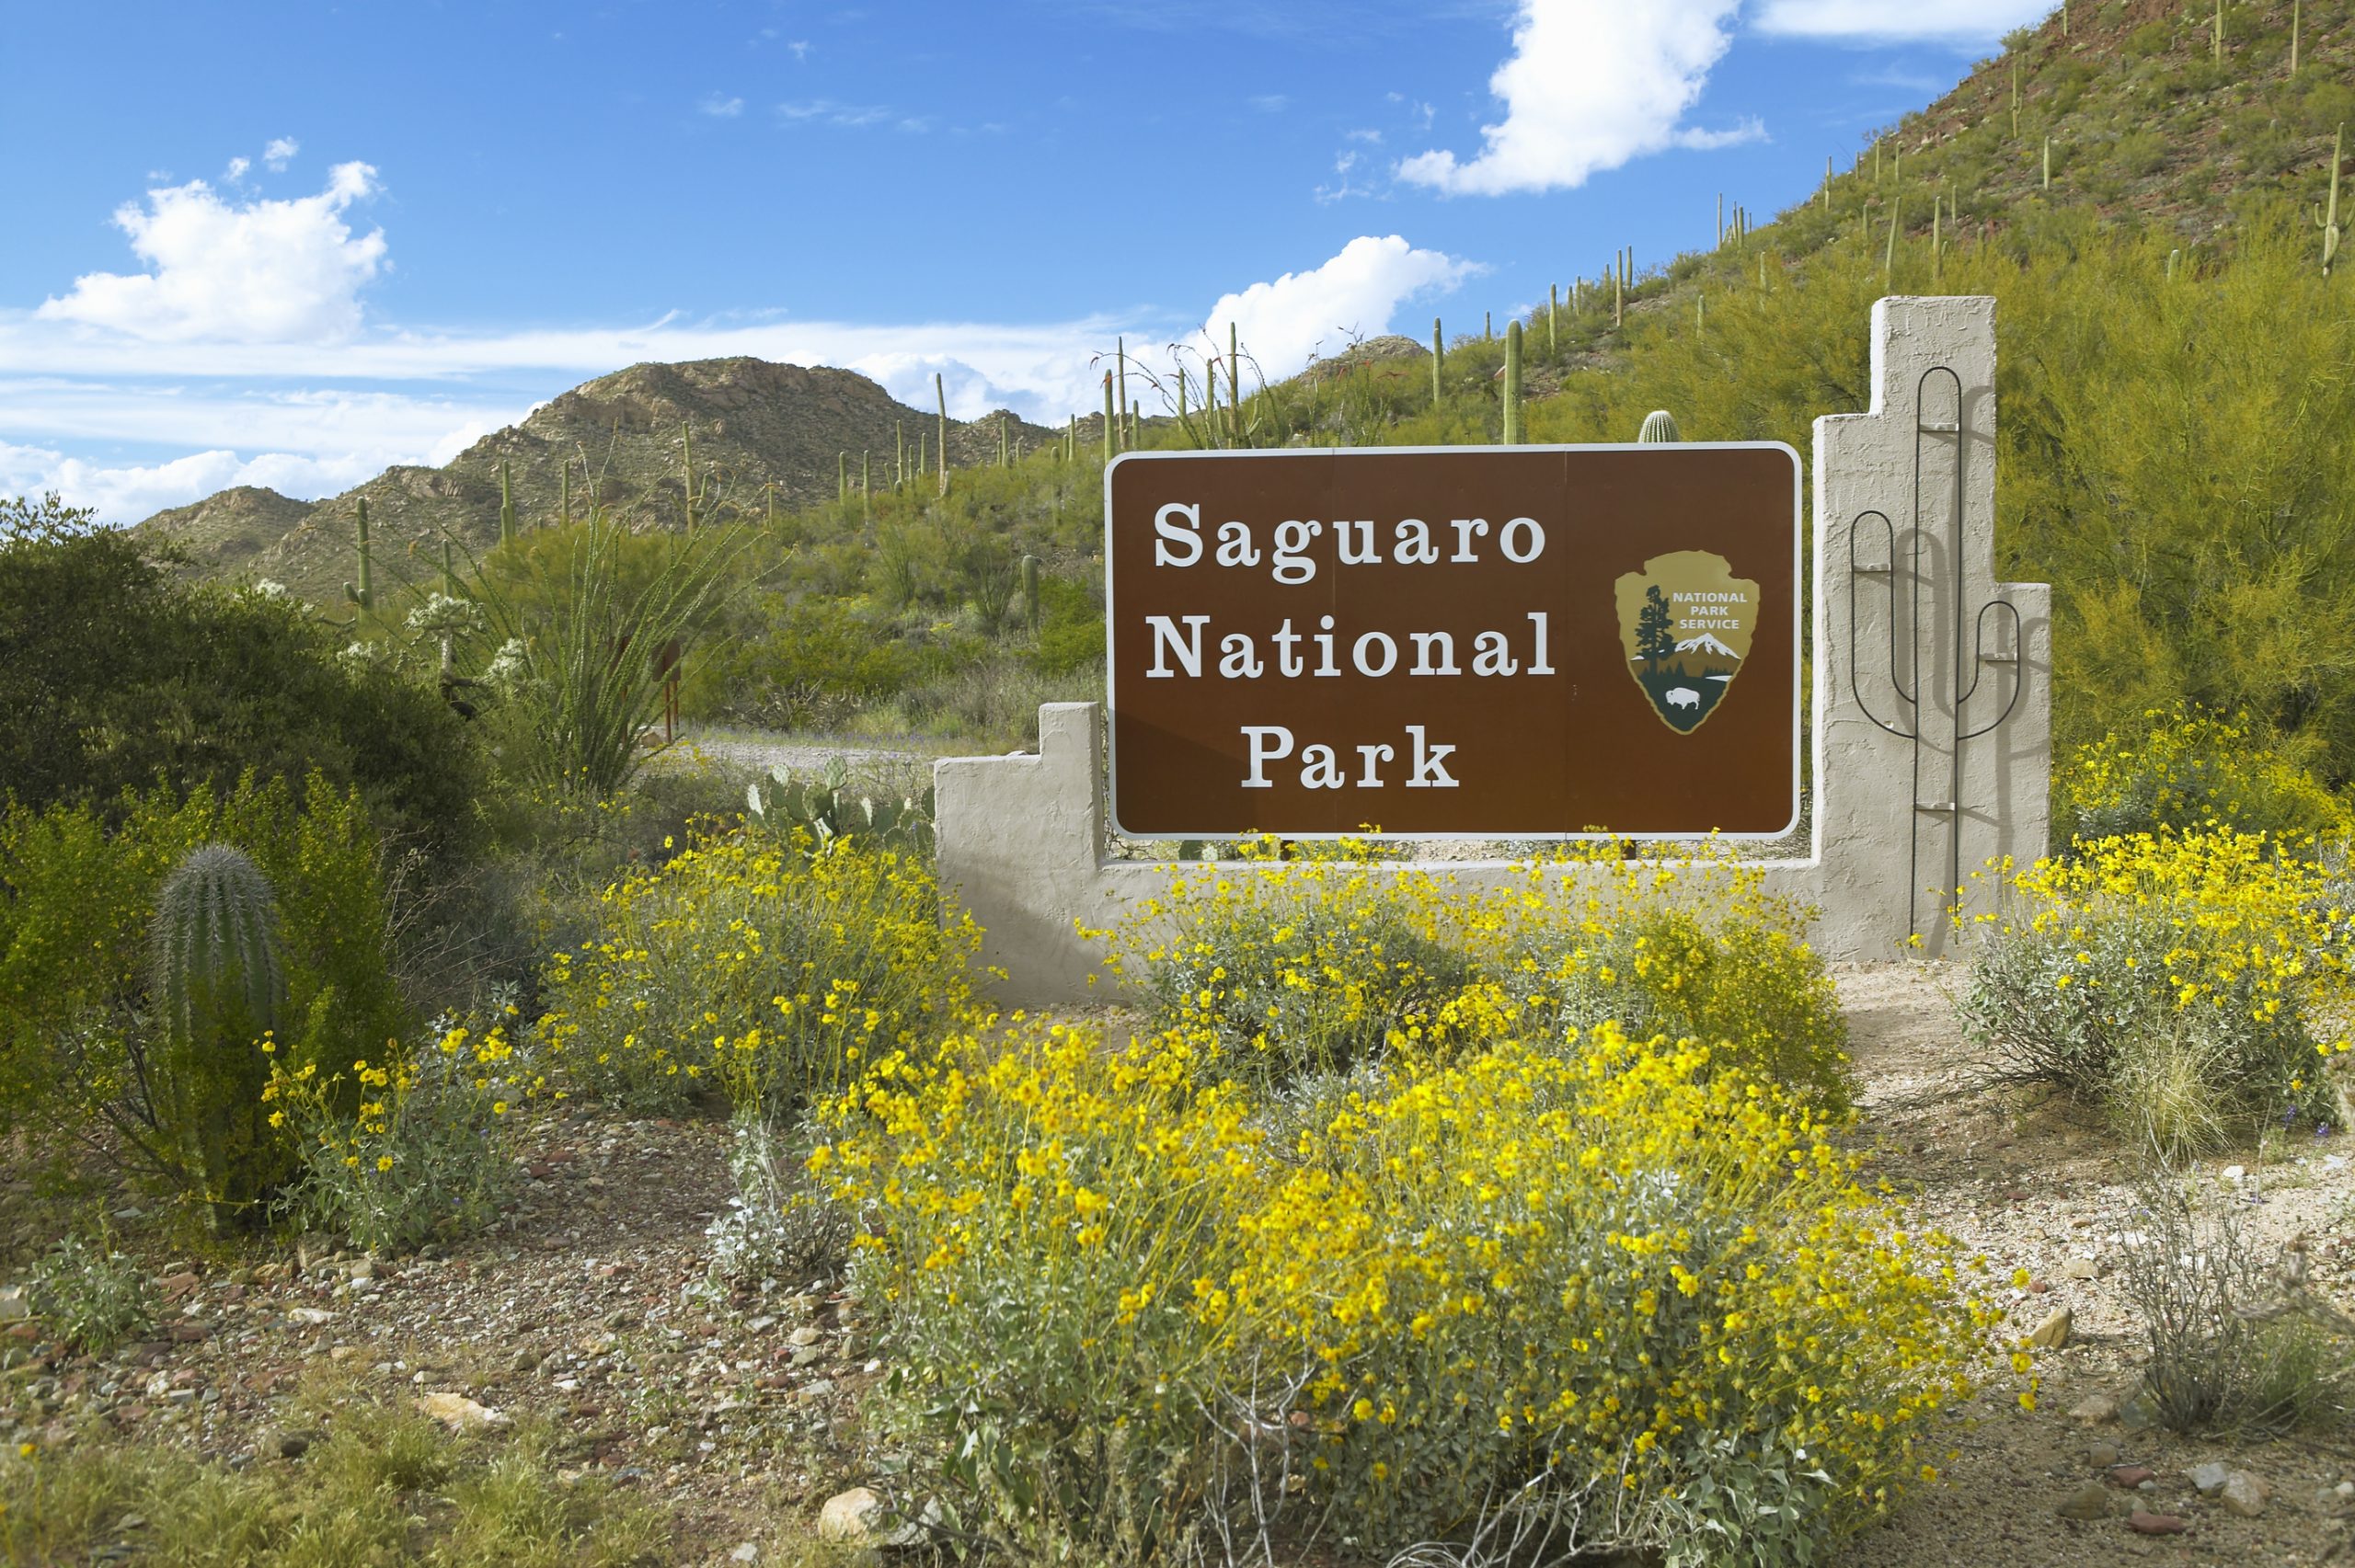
1613, 551, 1760, 734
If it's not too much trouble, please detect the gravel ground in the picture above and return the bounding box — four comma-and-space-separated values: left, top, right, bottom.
5, 964, 2351, 1563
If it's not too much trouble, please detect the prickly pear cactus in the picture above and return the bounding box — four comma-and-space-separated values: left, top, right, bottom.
149, 843, 286, 1231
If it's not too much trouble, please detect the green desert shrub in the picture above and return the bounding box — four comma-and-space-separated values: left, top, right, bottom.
0, 773, 407, 1209
1960, 830, 2352, 1154
2057, 705, 2348, 853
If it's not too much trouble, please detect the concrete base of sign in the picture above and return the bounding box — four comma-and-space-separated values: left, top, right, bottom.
936, 297, 2051, 1003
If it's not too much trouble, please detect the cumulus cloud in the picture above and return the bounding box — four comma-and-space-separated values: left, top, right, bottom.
699, 93, 744, 117
1752, 1, 2051, 40
1188, 235, 1478, 376
1397, 0, 1752, 197
37, 162, 386, 343
0, 439, 415, 524
263, 136, 299, 170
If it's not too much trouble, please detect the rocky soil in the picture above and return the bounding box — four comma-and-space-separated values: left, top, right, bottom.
4, 963, 2351, 1564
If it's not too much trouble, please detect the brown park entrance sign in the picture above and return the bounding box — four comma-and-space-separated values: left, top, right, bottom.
1106, 444, 1800, 839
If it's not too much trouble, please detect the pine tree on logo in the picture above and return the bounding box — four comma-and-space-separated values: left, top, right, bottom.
1637, 584, 1676, 672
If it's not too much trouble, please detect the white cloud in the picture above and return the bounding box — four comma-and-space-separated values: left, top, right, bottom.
776, 99, 894, 128
37, 163, 386, 344
1397, 0, 1750, 196
263, 136, 299, 170
788, 39, 810, 60
700, 93, 744, 117
224, 155, 251, 182
0, 439, 409, 523
1189, 235, 1478, 376
1250, 94, 1289, 112
1752, 1, 2051, 41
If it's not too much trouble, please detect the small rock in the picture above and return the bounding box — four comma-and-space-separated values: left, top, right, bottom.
2057, 1481, 2110, 1520
416, 1392, 511, 1432
816, 1485, 922, 1547
2069, 1392, 2119, 1425
2107, 1465, 2154, 1489
729, 1546, 759, 1564
2337, 1481, 2354, 1500
2026, 1278, 2051, 1294
2189, 1461, 2231, 1495
2219, 1471, 2269, 1518
2127, 1510, 2188, 1536
348, 1259, 375, 1283
287, 1307, 334, 1327
2086, 1440, 2120, 1468
787, 1326, 823, 1347
2027, 1307, 2074, 1349
744, 1315, 777, 1333
2220, 1164, 2246, 1185
2060, 1257, 2100, 1281
276, 1431, 310, 1459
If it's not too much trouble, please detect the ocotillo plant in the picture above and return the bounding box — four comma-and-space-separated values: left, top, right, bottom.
500, 460, 518, 546
1116, 338, 1129, 452
936, 372, 950, 498
1227, 322, 1241, 446
1431, 316, 1442, 407
1020, 553, 1040, 635
150, 842, 285, 1232
343, 498, 373, 611
1637, 409, 1682, 443
1502, 321, 1522, 445
2317, 124, 2343, 278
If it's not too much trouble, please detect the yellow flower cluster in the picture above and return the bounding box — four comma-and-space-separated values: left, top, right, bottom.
1084, 835, 1851, 1111
539, 826, 977, 1116
2061, 705, 2349, 853
1965, 829, 2353, 1151
817, 1016, 1996, 1556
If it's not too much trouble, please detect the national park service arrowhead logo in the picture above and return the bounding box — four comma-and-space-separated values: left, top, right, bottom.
1614, 551, 1759, 734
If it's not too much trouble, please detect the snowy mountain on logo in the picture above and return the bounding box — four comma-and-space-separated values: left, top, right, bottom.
1674, 633, 1741, 659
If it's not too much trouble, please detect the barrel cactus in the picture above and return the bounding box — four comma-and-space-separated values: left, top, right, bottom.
149, 843, 286, 1230
1637, 409, 1683, 443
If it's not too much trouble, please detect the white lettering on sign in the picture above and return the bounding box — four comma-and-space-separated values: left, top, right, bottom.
1237, 726, 1460, 790
1139, 504, 1548, 582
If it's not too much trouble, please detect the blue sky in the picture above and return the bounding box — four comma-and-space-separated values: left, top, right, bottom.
0, 0, 2050, 521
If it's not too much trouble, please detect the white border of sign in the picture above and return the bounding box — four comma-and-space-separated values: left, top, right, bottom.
1101, 441, 1804, 841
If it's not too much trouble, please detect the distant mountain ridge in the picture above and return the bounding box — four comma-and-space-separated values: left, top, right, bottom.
136, 357, 1064, 604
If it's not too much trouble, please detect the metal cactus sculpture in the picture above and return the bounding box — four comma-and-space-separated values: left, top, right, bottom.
2317, 123, 2343, 279
1501, 320, 1523, 446
342, 498, 373, 611
1637, 409, 1682, 443
150, 843, 286, 1232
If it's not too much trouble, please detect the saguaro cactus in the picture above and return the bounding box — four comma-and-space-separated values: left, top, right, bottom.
150, 843, 285, 1231
2317, 123, 2344, 278
936, 372, 950, 498
1501, 321, 1522, 445
342, 498, 373, 611
1020, 553, 1040, 635
1430, 316, 1443, 407
1637, 409, 1682, 443
499, 459, 518, 546
1102, 372, 1115, 461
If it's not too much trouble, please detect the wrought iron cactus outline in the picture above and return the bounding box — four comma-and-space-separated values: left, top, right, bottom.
1847, 364, 2025, 940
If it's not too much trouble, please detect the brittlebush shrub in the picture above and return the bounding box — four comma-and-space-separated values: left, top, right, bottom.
2059, 706, 2349, 853
537, 825, 976, 1116
1502, 850, 1853, 1115
1960, 830, 2355, 1155
1090, 841, 1852, 1112
820, 1020, 2001, 1563
1087, 839, 1480, 1084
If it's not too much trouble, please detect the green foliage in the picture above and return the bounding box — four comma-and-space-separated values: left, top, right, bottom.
0, 505, 480, 860
746, 756, 936, 858
150, 843, 287, 1227
28, 1227, 155, 1355
0, 773, 408, 1206
0, 1387, 666, 1566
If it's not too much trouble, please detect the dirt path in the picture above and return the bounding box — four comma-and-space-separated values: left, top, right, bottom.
1833, 962, 2355, 1567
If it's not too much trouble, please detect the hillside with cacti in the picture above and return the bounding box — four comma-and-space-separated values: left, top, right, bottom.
137, 358, 1063, 606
